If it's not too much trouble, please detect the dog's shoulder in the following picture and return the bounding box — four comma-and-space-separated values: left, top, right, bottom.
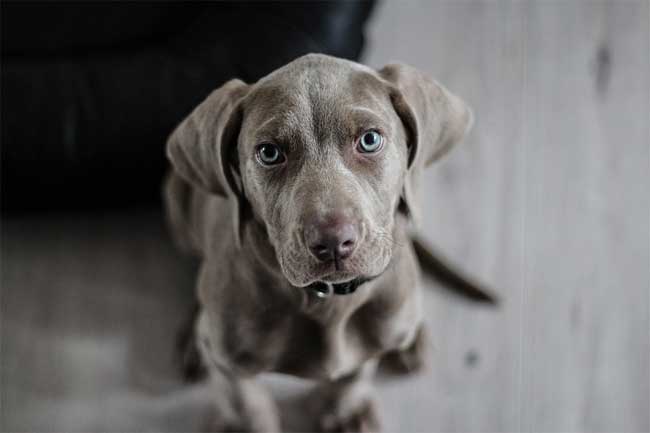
197, 249, 297, 375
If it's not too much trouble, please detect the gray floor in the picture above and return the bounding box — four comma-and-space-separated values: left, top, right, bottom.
2, 2, 649, 432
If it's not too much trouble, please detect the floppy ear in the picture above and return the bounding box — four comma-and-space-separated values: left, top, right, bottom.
166, 79, 249, 245
379, 63, 474, 226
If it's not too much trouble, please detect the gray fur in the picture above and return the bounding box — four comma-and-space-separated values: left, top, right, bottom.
164, 54, 472, 432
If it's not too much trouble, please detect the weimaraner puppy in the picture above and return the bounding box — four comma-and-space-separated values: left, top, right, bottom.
164, 53, 474, 432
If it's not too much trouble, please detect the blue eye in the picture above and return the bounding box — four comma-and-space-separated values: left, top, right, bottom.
357, 130, 383, 153
256, 143, 285, 166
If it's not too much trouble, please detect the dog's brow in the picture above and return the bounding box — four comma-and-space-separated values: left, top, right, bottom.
251, 109, 309, 147
252, 115, 301, 144
253, 116, 278, 138
346, 107, 385, 129
348, 106, 378, 116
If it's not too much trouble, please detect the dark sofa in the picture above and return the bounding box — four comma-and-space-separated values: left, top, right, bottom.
1, 1, 375, 211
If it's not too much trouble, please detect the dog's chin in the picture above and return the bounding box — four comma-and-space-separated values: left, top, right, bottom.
282, 267, 360, 288
282, 257, 391, 288
317, 269, 360, 285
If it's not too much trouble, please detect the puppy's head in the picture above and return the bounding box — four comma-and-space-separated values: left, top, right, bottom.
167, 54, 472, 287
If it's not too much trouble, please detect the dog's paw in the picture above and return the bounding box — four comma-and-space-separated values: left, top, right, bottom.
319, 399, 380, 433
201, 389, 280, 433
202, 412, 250, 433
175, 304, 208, 383
203, 413, 274, 433
379, 325, 430, 376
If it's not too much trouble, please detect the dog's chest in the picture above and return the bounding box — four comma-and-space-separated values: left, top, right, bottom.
221, 286, 420, 380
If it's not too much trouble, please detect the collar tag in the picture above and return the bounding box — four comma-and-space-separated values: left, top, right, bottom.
309, 282, 331, 298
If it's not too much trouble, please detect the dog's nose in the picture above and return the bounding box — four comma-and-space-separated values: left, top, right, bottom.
305, 216, 358, 263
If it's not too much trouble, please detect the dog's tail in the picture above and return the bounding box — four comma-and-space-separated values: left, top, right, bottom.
411, 236, 499, 305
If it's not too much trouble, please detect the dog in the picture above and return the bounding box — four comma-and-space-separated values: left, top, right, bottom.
164, 53, 474, 432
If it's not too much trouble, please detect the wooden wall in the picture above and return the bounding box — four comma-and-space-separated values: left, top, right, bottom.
364, 2, 649, 431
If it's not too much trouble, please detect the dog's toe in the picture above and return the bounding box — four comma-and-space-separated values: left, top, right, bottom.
319, 399, 380, 433
379, 325, 430, 376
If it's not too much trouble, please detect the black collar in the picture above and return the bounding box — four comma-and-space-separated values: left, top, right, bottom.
305, 276, 375, 297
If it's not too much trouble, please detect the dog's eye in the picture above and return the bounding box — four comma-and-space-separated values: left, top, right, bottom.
357, 130, 383, 153
256, 143, 285, 166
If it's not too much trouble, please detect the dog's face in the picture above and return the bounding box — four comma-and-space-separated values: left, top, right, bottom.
167, 54, 473, 288
237, 62, 407, 286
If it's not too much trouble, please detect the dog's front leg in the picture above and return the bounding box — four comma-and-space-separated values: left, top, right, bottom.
205, 367, 280, 433
197, 312, 279, 432
309, 359, 380, 433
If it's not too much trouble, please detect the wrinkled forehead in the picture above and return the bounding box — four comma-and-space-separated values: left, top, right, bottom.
240, 63, 392, 147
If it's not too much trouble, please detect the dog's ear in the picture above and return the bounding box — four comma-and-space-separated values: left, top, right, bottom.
166, 79, 250, 245
166, 79, 248, 195
379, 63, 474, 225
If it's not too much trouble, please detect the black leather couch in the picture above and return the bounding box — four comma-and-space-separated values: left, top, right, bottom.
1, 2, 375, 211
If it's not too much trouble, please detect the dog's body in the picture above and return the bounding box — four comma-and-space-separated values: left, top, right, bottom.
164, 54, 472, 431
168, 173, 421, 379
